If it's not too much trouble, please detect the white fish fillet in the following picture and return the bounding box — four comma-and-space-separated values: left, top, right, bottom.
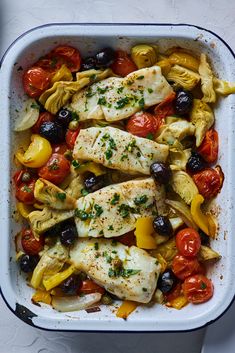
74, 178, 166, 238
70, 238, 161, 303
73, 126, 169, 175
69, 66, 173, 122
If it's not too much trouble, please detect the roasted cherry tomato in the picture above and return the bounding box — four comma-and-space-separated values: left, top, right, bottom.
31, 112, 55, 134
193, 166, 224, 199
13, 169, 26, 186
52, 143, 69, 155
23, 67, 51, 98
65, 128, 80, 149
38, 153, 70, 185
21, 228, 44, 255
15, 179, 36, 205
126, 112, 159, 138
78, 279, 105, 295
111, 50, 137, 77
164, 282, 182, 303
176, 228, 201, 258
50, 45, 81, 72
197, 129, 218, 164
153, 92, 176, 120
182, 274, 214, 304
118, 231, 136, 247
172, 254, 202, 280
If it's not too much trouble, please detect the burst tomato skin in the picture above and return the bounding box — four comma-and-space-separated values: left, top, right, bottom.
182, 274, 214, 304
111, 50, 137, 77
21, 228, 44, 255
198, 129, 218, 164
193, 167, 224, 199
78, 280, 105, 295
38, 153, 70, 185
127, 112, 159, 138
118, 231, 136, 247
14, 171, 36, 205
31, 112, 55, 134
153, 92, 176, 120
65, 128, 80, 149
23, 67, 51, 98
52, 143, 69, 155
176, 228, 201, 258
172, 254, 202, 281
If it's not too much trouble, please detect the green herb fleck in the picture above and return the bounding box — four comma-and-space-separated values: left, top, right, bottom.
22, 185, 31, 193
109, 137, 117, 150
75, 209, 89, 221
108, 267, 141, 278
94, 204, 103, 217
97, 97, 107, 106
112, 250, 117, 254
118, 204, 134, 218
137, 75, 144, 80
105, 149, 113, 160
134, 195, 148, 205
72, 160, 81, 169
30, 102, 40, 109
147, 88, 153, 94
81, 188, 89, 196
120, 154, 128, 161
56, 192, 66, 201
111, 193, 120, 205
117, 86, 124, 94
49, 159, 59, 170
139, 97, 145, 108
90, 74, 96, 81
108, 225, 114, 231
94, 242, 99, 250
71, 111, 79, 121
115, 97, 129, 109
201, 282, 207, 290
111, 239, 117, 246
97, 86, 108, 94
146, 133, 154, 140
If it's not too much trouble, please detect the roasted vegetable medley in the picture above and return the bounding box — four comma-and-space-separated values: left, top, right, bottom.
13, 43, 234, 317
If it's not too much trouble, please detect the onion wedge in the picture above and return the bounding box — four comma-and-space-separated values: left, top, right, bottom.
52, 293, 102, 312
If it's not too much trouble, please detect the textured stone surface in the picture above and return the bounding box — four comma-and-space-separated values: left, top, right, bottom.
1, 0, 235, 352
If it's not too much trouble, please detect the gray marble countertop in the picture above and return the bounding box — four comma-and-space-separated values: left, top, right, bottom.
1, 1, 235, 352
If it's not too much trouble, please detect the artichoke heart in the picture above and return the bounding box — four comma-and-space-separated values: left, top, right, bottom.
76, 68, 115, 81
171, 170, 198, 205
199, 54, 216, 103
169, 147, 191, 170
168, 52, 199, 72
28, 207, 74, 234
39, 78, 90, 114
51, 64, 73, 84
198, 245, 221, 262
156, 59, 172, 76
131, 44, 157, 69
213, 77, 235, 95
166, 65, 200, 90
156, 119, 195, 146
34, 178, 76, 210
190, 99, 214, 147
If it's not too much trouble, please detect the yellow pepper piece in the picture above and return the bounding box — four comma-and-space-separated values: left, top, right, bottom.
16, 134, 52, 168
168, 295, 188, 310
16, 202, 34, 218
155, 253, 167, 273
169, 52, 199, 72
43, 265, 75, 291
156, 59, 172, 76
191, 194, 216, 237
51, 64, 72, 84
116, 300, 138, 319
75, 161, 106, 176
134, 217, 157, 249
32, 289, 52, 305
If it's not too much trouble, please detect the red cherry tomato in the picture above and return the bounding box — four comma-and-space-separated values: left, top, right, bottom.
153, 92, 176, 120
164, 282, 182, 303
23, 67, 51, 98
193, 166, 224, 199
198, 129, 218, 164
52, 143, 69, 155
15, 179, 36, 205
118, 231, 136, 247
182, 274, 214, 304
13, 170, 26, 186
21, 228, 44, 255
111, 50, 137, 77
126, 112, 159, 138
65, 128, 80, 149
78, 280, 105, 295
172, 254, 202, 280
38, 153, 70, 185
176, 228, 201, 258
31, 112, 55, 134
50, 45, 82, 72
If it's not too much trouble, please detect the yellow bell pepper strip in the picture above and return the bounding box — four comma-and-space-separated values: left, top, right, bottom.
134, 217, 157, 250
191, 194, 216, 237
16, 202, 34, 218
32, 290, 52, 305
168, 52, 199, 72
116, 300, 138, 319
73, 161, 106, 176
155, 253, 167, 273
167, 295, 188, 310
43, 265, 75, 291
16, 134, 52, 168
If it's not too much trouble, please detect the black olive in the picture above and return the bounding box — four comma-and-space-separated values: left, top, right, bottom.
56, 109, 72, 127
60, 275, 81, 295
81, 57, 97, 71
95, 48, 115, 68
60, 222, 78, 247
186, 151, 206, 173
19, 254, 39, 273
84, 173, 105, 192
199, 230, 210, 246
157, 270, 177, 293
150, 162, 172, 185
175, 89, 193, 115
39, 121, 65, 144
153, 216, 173, 237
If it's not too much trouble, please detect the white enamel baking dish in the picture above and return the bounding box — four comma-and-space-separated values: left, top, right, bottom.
0, 23, 235, 332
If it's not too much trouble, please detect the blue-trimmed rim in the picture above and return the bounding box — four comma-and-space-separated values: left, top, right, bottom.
1, 22, 235, 333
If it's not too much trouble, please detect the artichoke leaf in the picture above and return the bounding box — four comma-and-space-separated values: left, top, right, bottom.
165, 199, 198, 230
198, 245, 221, 262
166, 65, 200, 90
171, 170, 199, 205
14, 98, 40, 132
131, 44, 157, 69
213, 77, 235, 96
76, 68, 116, 81
169, 147, 191, 171
151, 238, 177, 267
156, 119, 195, 146
168, 51, 199, 72
51, 64, 73, 84
199, 54, 216, 103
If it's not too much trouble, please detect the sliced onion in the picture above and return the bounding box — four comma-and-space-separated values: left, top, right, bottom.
52, 293, 102, 312
14, 98, 40, 132
15, 231, 23, 252
165, 199, 198, 230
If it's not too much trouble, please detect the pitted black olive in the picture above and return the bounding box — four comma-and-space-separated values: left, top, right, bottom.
19, 254, 39, 273
60, 275, 81, 295
56, 109, 72, 127
84, 173, 105, 192
153, 216, 173, 237
39, 121, 65, 144
175, 89, 193, 115
186, 151, 206, 173
157, 270, 177, 293
95, 48, 115, 68
150, 162, 172, 185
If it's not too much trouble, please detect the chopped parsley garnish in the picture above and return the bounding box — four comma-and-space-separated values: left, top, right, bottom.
134, 195, 148, 205
112, 250, 117, 254
120, 154, 128, 161
117, 86, 124, 94
94, 242, 99, 250
56, 192, 66, 201
72, 160, 81, 169
111, 193, 120, 205
75, 209, 89, 221
86, 87, 95, 98
127, 80, 134, 86
90, 74, 96, 81
94, 204, 103, 217
81, 188, 89, 196
137, 75, 144, 80
115, 97, 129, 109
201, 282, 207, 289
147, 88, 153, 94
108, 225, 114, 231
125, 139, 137, 152
30, 102, 39, 109
97, 97, 107, 106
97, 86, 108, 94
22, 185, 31, 193
139, 97, 145, 108
146, 133, 154, 140
103, 251, 112, 264
105, 149, 113, 160
71, 111, 79, 121
118, 204, 134, 218
108, 268, 141, 278
49, 159, 59, 170
102, 133, 110, 140
109, 137, 117, 150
